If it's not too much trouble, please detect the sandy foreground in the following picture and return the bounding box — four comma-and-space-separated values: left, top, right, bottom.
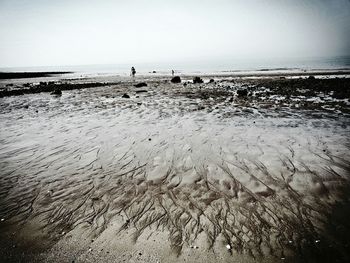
0, 74, 350, 262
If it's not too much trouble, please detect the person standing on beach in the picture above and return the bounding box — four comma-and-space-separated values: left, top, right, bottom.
130, 67, 136, 78
171, 69, 174, 76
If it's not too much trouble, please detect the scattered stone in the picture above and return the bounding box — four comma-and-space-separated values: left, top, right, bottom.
237, 89, 248, 97
148, 138, 152, 141
209, 79, 215, 83
135, 90, 147, 93
171, 76, 181, 83
226, 244, 231, 250
24, 105, 29, 109
152, 71, 156, 73
134, 82, 147, 88
1, 218, 4, 222
122, 93, 130, 98
193, 77, 204, 84
308, 75, 315, 80
315, 239, 320, 243
139, 252, 142, 256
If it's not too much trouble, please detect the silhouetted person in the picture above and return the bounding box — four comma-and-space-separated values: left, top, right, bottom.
131, 66, 136, 78
171, 70, 174, 76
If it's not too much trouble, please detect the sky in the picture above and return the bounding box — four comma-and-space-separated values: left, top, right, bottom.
0, 0, 349, 68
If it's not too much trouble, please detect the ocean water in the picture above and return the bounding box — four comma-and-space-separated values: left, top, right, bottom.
1, 56, 349, 77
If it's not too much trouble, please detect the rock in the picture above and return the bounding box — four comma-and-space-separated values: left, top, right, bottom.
183, 83, 187, 86
171, 76, 181, 83
122, 93, 130, 98
51, 89, 62, 96
193, 77, 204, 84
134, 82, 147, 88
308, 75, 315, 80
152, 71, 156, 73
237, 89, 248, 97
226, 244, 231, 250
209, 79, 215, 83
135, 90, 147, 93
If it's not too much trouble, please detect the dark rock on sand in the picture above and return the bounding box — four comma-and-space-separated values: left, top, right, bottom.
209, 79, 215, 83
134, 82, 147, 88
171, 76, 181, 83
135, 90, 147, 94
0, 82, 112, 98
193, 77, 204, 84
237, 89, 248, 97
308, 75, 316, 80
122, 93, 130, 98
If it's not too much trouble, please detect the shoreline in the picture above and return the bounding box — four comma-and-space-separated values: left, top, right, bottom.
0, 72, 73, 80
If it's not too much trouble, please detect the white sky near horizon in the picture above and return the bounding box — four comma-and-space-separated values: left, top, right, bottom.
0, 0, 349, 68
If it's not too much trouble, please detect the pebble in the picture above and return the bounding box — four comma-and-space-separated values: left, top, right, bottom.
226, 244, 231, 250
315, 240, 320, 243
1, 218, 4, 222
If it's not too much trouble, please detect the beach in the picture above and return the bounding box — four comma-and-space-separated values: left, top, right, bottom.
0, 71, 350, 262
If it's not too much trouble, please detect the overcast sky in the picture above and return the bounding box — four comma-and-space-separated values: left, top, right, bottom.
0, 0, 349, 67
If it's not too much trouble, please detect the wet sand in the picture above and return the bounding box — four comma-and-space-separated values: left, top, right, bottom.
0, 74, 350, 262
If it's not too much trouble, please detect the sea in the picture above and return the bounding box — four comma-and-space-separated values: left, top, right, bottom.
1, 56, 349, 79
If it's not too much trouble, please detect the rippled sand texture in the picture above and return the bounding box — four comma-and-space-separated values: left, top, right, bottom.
0, 82, 350, 262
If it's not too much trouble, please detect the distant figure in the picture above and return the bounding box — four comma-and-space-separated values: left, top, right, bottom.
171, 70, 175, 76
131, 67, 136, 78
